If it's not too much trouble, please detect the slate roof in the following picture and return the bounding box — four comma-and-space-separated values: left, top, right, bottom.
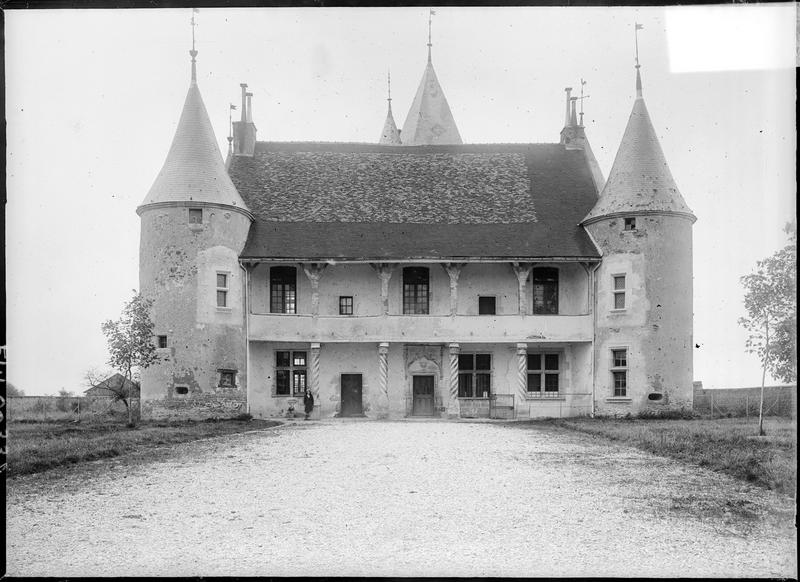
400, 57, 463, 145
228, 142, 600, 260
140, 80, 249, 211
583, 78, 694, 224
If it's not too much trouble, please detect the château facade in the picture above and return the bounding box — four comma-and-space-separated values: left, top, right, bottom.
137, 30, 695, 420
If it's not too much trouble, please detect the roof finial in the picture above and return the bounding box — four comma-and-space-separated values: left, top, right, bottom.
427, 8, 435, 62
387, 69, 393, 110
190, 8, 199, 83
578, 78, 590, 127
634, 22, 643, 98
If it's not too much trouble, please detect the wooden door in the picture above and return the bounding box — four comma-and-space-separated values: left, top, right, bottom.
412, 375, 435, 416
340, 374, 363, 417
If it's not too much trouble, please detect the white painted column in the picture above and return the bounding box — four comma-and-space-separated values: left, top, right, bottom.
378, 342, 390, 414
442, 263, 466, 316
301, 263, 328, 316
448, 343, 460, 417
511, 262, 534, 316
370, 263, 396, 315
516, 343, 528, 417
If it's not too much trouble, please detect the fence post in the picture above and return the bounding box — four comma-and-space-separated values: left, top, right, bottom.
746, 395, 749, 420
710, 391, 714, 417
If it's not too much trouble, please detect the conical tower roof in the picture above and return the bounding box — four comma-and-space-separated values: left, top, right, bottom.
400, 57, 462, 145
379, 105, 402, 145
139, 70, 248, 211
583, 70, 693, 224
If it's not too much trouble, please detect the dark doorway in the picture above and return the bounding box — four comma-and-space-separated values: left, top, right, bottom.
340, 374, 363, 417
412, 375, 435, 416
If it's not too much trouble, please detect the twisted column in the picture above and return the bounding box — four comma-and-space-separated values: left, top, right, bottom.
516, 343, 528, 413
310, 343, 321, 399
378, 342, 390, 411
448, 343, 460, 416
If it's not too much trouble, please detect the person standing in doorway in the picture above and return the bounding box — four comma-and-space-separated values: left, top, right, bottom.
303, 389, 315, 420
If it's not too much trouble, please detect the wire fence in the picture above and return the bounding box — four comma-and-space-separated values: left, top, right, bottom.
7, 396, 139, 422
693, 385, 796, 419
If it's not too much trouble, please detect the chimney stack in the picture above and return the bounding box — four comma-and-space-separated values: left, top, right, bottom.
564, 87, 573, 128
233, 83, 257, 156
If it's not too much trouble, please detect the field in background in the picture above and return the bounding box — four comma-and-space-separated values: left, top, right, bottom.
547, 416, 796, 495
7, 417, 281, 477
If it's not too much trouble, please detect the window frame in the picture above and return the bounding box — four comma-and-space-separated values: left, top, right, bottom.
612, 273, 627, 311
402, 267, 430, 315
526, 351, 561, 398
623, 217, 637, 231
478, 295, 497, 315
218, 369, 237, 389
156, 335, 168, 349
610, 348, 628, 397
532, 267, 559, 315
216, 272, 230, 309
188, 208, 203, 225
270, 266, 297, 314
339, 296, 354, 316
457, 352, 492, 398
274, 350, 308, 397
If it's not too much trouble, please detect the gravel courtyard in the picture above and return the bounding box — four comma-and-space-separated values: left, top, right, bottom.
7, 420, 796, 577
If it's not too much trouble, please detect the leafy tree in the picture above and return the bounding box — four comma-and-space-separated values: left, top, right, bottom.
101, 292, 157, 426
738, 222, 797, 436
6, 382, 24, 397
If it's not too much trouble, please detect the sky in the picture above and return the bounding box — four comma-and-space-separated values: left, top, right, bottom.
5, 5, 796, 395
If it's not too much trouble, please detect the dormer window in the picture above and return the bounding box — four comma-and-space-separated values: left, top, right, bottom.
624, 217, 636, 231
189, 208, 203, 224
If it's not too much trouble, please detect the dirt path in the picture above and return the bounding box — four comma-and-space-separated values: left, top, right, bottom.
6, 420, 796, 577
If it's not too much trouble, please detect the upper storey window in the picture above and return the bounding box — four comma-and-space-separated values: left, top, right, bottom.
189, 208, 203, 224
270, 266, 297, 314
532, 267, 559, 315
613, 275, 627, 310
624, 217, 637, 231
403, 267, 430, 315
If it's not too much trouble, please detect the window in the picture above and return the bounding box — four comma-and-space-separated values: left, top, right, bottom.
339, 296, 354, 315
218, 369, 237, 388
403, 267, 430, 315
478, 296, 496, 315
189, 208, 203, 224
532, 267, 559, 315
611, 349, 628, 397
275, 350, 307, 396
174, 385, 189, 396
216, 273, 229, 308
458, 353, 492, 398
156, 335, 168, 349
270, 267, 297, 314
624, 217, 636, 231
613, 275, 626, 309
527, 353, 560, 397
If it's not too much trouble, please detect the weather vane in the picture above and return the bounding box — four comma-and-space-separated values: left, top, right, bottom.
578, 78, 590, 126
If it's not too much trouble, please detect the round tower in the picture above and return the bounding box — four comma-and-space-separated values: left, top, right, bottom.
136, 42, 253, 419
582, 63, 696, 415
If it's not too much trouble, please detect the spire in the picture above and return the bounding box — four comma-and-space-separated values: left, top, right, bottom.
582, 70, 693, 224
379, 70, 401, 145
190, 8, 199, 83
427, 8, 434, 62
400, 11, 462, 146
634, 22, 643, 98
139, 65, 248, 210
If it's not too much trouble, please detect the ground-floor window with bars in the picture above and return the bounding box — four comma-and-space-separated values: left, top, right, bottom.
275, 350, 307, 396
458, 353, 492, 398
527, 353, 560, 397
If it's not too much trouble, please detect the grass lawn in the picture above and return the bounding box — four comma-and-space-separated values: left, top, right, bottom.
7, 417, 282, 477
548, 416, 796, 495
